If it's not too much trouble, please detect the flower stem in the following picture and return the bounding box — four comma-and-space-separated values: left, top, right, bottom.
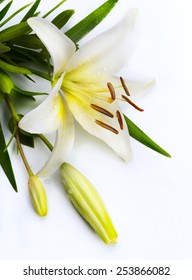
16, 130, 34, 177
4, 94, 20, 123
39, 134, 53, 151
4, 95, 54, 173
4, 94, 34, 176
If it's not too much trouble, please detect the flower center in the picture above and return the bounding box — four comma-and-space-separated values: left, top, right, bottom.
94, 77, 144, 134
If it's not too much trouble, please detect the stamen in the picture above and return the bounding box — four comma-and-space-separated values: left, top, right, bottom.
116, 110, 124, 130
107, 82, 116, 100
91, 104, 114, 118
95, 120, 119, 134
120, 76, 130, 96
121, 95, 144, 112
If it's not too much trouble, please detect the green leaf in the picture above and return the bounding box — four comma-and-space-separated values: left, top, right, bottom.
0, 121, 17, 192
43, 0, 66, 18
0, 90, 4, 103
66, 0, 118, 43
52, 10, 75, 29
0, 58, 32, 74
21, 0, 41, 22
0, 2, 33, 28
0, 42, 11, 53
9, 34, 43, 49
0, 22, 31, 42
11, 46, 47, 66
40, 46, 51, 76
0, 0, 13, 21
124, 115, 171, 158
8, 116, 34, 148
0, 69, 14, 93
24, 66, 51, 81
12, 86, 47, 97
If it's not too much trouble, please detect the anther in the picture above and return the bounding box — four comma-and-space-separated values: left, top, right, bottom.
121, 95, 144, 112
95, 120, 119, 134
120, 76, 130, 96
91, 104, 114, 118
116, 110, 124, 130
107, 82, 116, 101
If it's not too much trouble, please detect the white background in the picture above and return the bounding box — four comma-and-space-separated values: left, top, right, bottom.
0, 0, 192, 260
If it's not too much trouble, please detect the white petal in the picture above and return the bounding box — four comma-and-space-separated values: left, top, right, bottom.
19, 76, 63, 134
37, 95, 75, 177
66, 8, 140, 82
27, 17, 76, 77
66, 93, 131, 162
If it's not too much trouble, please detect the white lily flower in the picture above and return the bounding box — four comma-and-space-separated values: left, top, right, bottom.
19, 8, 154, 176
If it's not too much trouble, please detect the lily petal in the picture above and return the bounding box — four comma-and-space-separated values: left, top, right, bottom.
66, 92, 132, 162
19, 76, 64, 134
66, 8, 140, 82
27, 17, 76, 78
38, 94, 75, 177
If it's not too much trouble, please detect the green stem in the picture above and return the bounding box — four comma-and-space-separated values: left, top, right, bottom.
16, 129, 34, 176
39, 134, 53, 151
4, 94, 34, 176
4, 94, 20, 123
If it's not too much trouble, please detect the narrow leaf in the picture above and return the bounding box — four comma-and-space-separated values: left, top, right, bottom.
66, 0, 118, 43
0, 42, 11, 53
0, 2, 33, 27
124, 115, 171, 157
24, 67, 51, 81
8, 117, 34, 148
0, 59, 32, 74
21, 0, 41, 22
0, 121, 17, 191
52, 10, 75, 29
0, 91, 4, 103
0, 0, 13, 21
43, 0, 66, 18
12, 86, 47, 97
9, 34, 43, 49
0, 22, 30, 42
11, 46, 47, 66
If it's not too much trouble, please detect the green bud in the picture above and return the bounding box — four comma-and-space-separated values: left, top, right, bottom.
60, 163, 118, 244
0, 70, 14, 94
28, 175, 48, 217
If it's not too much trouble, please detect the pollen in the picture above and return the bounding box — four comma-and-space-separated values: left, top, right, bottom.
107, 82, 116, 101
91, 104, 114, 118
95, 120, 119, 134
121, 95, 144, 112
116, 110, 124, 130
120, 76, 130, 96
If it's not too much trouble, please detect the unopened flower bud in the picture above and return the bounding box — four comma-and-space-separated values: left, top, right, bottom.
0, 70, 14, 94
60, 163, 118, 244
28, 175, 48, 216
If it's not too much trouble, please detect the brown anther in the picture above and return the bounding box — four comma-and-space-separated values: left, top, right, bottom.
116, 110, 124, 130
120, 76, 130, 96
107, 82, 116, 101
91, 104, 114, 118
121, 95, 144, 112
95, 120, 119, 135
